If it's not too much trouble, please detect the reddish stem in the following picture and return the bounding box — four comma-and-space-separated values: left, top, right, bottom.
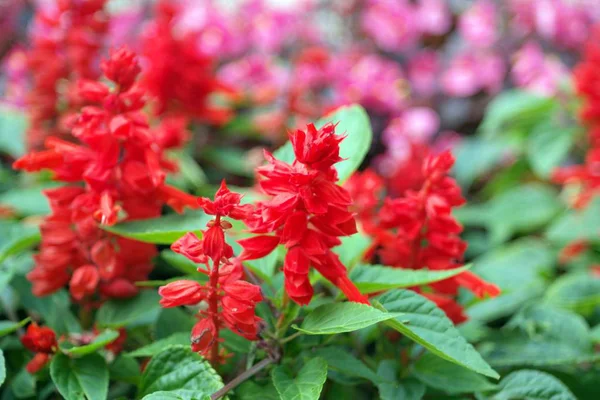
208, 217, 222, 363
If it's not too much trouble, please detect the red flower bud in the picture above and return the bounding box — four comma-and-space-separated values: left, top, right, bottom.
190, 318, 217, 355
158, 280, 205, 307
26, 353, 51, 374
21, 323, 57, 354
101, 47, 141, 90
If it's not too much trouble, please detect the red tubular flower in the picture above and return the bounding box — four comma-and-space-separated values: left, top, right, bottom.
13, 48, 197, 305
158, 185, 263, 364
358, 151, 500, 324
21, 323, 57, 354
26, 353, 52, 374
240, 121, 368, 306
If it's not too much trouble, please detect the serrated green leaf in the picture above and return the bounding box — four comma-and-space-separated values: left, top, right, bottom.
0, 317, 31, 337
137, 345, 223, 398
128, 332, 189, 358
376, 289, 499, 379
491, 370, 576, 400
294, 302, 401, 335
272, 357, 328, 400
103, 210, 211, 244
63, 330, 119, 357
544, 274, 600, 316
273, 104, 372, 183
546, 196, 600, 244
413, 352, 497, 394
50, 353, 109, 400
315, 347, 387, 384
96, 290, 161, 328
350, 264, 470, 294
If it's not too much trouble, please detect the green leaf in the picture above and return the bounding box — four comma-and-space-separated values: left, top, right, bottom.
376, 361, 425, 400
272, 357, 328, 400
479, 89, 556, 138
479, 305, 595, 367
11, 368, 36, 398
0, 184, 56, 216
0, 222, 40, 263
546, 197, 600, 244
202, 146, 255, 177
109, 355, 140, 385
96, 290, 161, 328
237, 381, 279, 400
137, 345, 223, 398
161, 250, 202, 276
103, 210, 211, 244
491, 370, 576, 400
244, 245, 281, 281
273, 104, 372, 183
0, 105, 27, 157
50, 353, 109, 400
544, 274, 600, 316
349, 264, 470, 294
592, 324, 600, 344
0, 317, 31, 337
413, 352, 497, 394
294, 302, 401, 335
128, 332, 189, 358
334, 233, 371, 269
455, 184, 561, 244
0, 349, 5, 387
62, 330, 119, 357
154, 308, 195, 340
376, 289, 499, 379
315, 347, 387, 384
527, 121, 577, 178
466, 239, 553, 322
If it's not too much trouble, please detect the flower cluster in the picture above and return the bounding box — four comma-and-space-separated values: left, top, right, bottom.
20, 323, 58, 374
239, 122, 368, 305
348, 152, 500, 323
553, 27, 600, 208
141, 0, 234, 124
159, 182, 262, 363
13, 48, 198, 302
25, 0, 109, 150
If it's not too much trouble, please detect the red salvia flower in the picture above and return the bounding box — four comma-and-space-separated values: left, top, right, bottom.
239, 121, 368, 306
13, 48, 198, 304
159, 183, 263, 363
21, 323, 58, 373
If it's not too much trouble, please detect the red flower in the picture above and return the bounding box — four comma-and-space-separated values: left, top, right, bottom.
198, 181, 252, 220
191, 318, 217, 355
21, 323, 57, 354
158, 280, 205, 307
241, 121, 368, 305
70, 265, 100, 300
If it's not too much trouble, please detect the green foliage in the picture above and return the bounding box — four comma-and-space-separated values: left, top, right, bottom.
96, 290, 161, 328
377, 289, 499, 379
0, 349, 5, 387
272, 357, 328, 400
103, 210, 211, 244
490, 370, 577, 400
0, 221, 40, 263
377, 361, 425, 400
546, 197, 600, 244
0, 106, 27, 157
350, 264, 470, 293
137, 345, 223, 399
294, 302, 401, 335
314, 347, 387, 384
274, 104, 372, 183
128, 332, 190, 358
50, 353, 109, 400
544, 274, 600, 316
61, 330, 119, 357
0, 317, 30, 337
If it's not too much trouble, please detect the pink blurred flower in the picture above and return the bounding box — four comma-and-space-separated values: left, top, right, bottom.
417, 0, 452, 36
361, 0, 419, 52
1, 47, 28, 108
458, 0, 498, 48
408, 50, 439, 98
330, 52, 407, 114
512, 41, 568, 96
441, 52, 505, 97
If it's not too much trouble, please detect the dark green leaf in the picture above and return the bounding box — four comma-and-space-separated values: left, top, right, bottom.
0, 222, 40, 263
237, 381, 279, 400
244, 246, 281, 281
103, 210, 210, 244
128, 332, 189, 358
96, 290, 161, 328
413, 352, 496, 394
377, 361, 425, 400
154, 308, 196, 340
11, 368, 36, 398
294, 302, 401, 335
272, 357, 328, 400
274, 104, 372, 183
350, 264, 470, 294
161, 250, 203, 276
50, 353, 109, 400
63, 330, 119, 357
0, 349, 5, 387
491, 370, 576, 400
315, 347, 387, 384
376, 289, 499, 379
109, 355, 140, 385
137, 345, 223, 398
202, 147, 255, 177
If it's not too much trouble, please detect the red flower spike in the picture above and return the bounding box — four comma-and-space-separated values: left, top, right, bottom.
198, 180, 252, 220
26, 353, 52, 374
101, 47, 141, 91
99, 279, 139, 299
158, 280, 205, 307
171, 233, 207, 264
21, 323, 57, 354
290, 122, 344, 172
69, 265, 100, 301
191, 318, 217, 355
